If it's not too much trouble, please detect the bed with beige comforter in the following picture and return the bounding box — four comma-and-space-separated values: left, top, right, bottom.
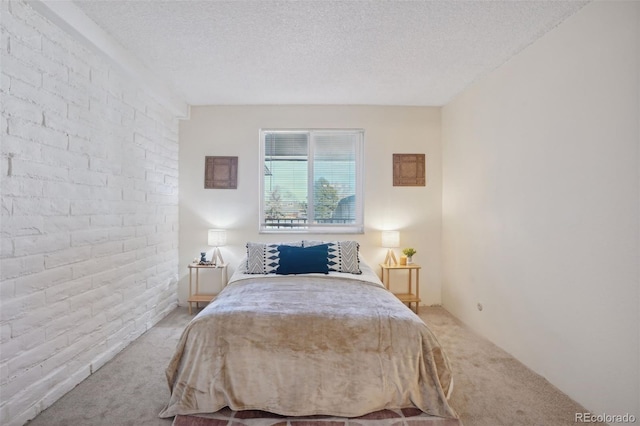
159, 262, 458, 419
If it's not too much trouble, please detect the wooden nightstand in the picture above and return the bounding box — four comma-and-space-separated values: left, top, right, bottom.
380, 263, 421, 314
187, 263, 228, 314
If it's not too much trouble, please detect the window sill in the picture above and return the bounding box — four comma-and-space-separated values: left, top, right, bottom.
259, 226, 364, 234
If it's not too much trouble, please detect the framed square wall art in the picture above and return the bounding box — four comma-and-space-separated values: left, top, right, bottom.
205, 156, 238, 189
393, 154, 426, 186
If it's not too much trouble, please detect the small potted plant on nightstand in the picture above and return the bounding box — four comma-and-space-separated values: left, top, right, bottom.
402, 248, 417, 264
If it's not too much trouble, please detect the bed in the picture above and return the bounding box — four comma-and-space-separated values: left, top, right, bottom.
160, 241, 458, 420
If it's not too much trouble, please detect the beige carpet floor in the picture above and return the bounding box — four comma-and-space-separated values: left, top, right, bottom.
26, 306, 605, 426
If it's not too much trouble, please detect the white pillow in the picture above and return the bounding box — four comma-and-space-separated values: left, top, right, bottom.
245, 241, 303, 274
302, 240, 361, 274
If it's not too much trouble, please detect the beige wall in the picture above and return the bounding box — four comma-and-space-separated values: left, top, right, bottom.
179, 106, 442, 305
442, 0, 639, 418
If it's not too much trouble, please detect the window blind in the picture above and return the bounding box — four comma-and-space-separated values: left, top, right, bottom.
260, 129, 364, 233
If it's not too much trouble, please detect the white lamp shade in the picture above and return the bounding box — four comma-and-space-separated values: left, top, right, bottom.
381, 230, 400, 248
207, 229, 227, 247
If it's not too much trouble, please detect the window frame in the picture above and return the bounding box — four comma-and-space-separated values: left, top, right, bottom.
259, 128, 365, 234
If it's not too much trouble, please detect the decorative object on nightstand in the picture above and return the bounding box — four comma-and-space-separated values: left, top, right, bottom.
380, 263, 421, 314
402, 247, 416, 264
187, 263, 228, 315
381, 230, 400, 266
207, 229, 227, 265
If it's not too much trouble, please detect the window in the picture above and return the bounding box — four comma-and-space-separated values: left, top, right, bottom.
260, 129, 364, 233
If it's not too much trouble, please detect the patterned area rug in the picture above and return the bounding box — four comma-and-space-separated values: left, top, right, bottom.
172, 407, 462, 426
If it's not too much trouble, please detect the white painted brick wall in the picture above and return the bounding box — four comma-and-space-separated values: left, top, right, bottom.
0, 2, 180, 425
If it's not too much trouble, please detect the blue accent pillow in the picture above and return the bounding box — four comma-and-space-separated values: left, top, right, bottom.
276, 244, 329, 275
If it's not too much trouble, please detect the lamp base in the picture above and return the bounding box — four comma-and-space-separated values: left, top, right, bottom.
384, 249, 398, 266
211, 247, 225, 266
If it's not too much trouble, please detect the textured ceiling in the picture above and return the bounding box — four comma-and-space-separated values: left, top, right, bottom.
73, 0, 587, 106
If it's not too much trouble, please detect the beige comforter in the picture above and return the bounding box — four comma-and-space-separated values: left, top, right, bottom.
160, 263, 458, 419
